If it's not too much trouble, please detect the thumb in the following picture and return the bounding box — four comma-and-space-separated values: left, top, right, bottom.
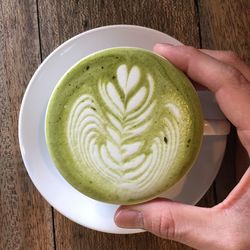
114, 198, 225, 250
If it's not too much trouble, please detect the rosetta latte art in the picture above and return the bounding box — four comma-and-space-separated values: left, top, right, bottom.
67, 64, 181, 193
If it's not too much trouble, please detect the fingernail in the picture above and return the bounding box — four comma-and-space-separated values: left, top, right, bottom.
114, 209, 144, 229
154, 43, 172, 49
153, 43, 175, 54
156, 43, 174, 46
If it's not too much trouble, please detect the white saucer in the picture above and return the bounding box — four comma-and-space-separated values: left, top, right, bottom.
19, 25, 228, 234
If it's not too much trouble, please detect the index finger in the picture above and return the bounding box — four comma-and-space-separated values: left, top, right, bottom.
154, 44, 248, 92
153, 44, 250, 132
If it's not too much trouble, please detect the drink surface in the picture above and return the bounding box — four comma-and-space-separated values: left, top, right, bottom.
46, 48, 203, 204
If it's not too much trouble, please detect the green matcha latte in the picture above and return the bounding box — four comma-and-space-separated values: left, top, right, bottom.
45, 48, 203, 204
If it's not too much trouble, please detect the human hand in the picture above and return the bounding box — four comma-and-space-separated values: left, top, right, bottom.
114, 44, 250, 250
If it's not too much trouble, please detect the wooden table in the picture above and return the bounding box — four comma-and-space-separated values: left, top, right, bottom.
1, 1, 249, 249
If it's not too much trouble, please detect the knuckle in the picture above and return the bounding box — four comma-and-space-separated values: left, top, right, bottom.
225, 65, 244, 83
148, 208, 176, 240
182, 46, 199, 74
184, 46, 198, 55
225, 51, 240, 63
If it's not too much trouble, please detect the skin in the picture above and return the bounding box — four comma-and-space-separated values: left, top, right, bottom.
114, 44, 250, 250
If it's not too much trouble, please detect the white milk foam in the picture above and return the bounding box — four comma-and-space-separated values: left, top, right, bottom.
67, 64, 181, 193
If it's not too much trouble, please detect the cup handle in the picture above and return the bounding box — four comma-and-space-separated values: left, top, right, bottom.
203, 120, 231, 135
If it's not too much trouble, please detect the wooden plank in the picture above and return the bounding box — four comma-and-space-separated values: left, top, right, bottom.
0, 1, 54, 249
198, 0, 250, 202
199, 0, 250, 62
38, 0, 200, 57
38, 0, 204, 249
54, 212, 193, 250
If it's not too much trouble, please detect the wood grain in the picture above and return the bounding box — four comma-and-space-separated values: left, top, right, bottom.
38, 0, 200, 57
54, 212, 193, 250
2, 0, 249, 249
199, 0, 250, 62
198, 0, 250, 202
38, 0, 201, 249
0, 1, 54, 249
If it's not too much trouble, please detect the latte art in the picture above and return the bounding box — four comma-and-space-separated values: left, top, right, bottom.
46, 48, 203, 204
67, 64, 181, 195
